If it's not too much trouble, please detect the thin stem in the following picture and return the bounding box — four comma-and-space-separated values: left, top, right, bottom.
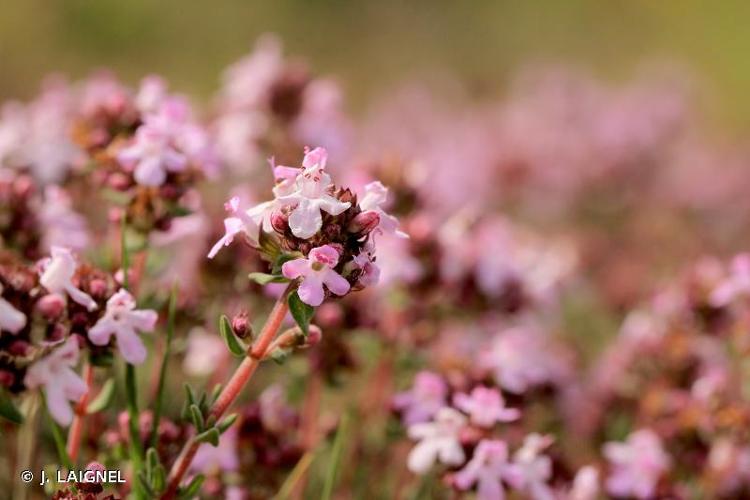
162, 285, 293, 499
66, 364, 95, 463
43, 397, 73, 471
150, 283, 178, 448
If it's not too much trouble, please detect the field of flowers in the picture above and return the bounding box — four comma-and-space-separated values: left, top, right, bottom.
2, 30, 750, 500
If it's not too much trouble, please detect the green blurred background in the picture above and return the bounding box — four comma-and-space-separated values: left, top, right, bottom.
2, 0, 750, 125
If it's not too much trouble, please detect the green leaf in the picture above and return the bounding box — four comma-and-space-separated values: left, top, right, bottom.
272, 252, 302, 275
184, 384, 197, 406
219, 314, 247, 357
89, 351, 114, 367
152, 464, 166, 493
178, 474, 205, 499
86, 379, 115, 414
189, 404, 205, 431
194, 427, 220, 446
218, 413, 238, 434
146, 447, 160, 473
248, 272, 289, 285
0, 390, 23, 424
288, 292, 315, 335
138, 472, 156, 498
258, 230, 281, 263
322, 412, 349, 500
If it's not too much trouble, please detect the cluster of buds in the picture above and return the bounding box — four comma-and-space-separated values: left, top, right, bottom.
209, 146, 403, 307
71, 74, 216, 234
0, 170, 42, 259
0, 246, 157, 426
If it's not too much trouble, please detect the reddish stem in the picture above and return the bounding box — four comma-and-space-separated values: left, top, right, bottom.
162, 287, 292, 499
67, 364, 95, 463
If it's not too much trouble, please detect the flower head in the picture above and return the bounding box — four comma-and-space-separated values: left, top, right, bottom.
407, 407, 467, 474
282, 245, 350, 306
453, 386, 520, 428
276, 147, 351, 239
88, 289, 158, 364
393, 371, 448, 425
39, 246, 97, 311
24, 336, 87, 426
603, 429, 671, 499
506, 433, 555, 500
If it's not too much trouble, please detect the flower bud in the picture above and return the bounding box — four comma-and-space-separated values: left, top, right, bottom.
305, 325, 323, 348
0, 370, 14, 388
348, 210, 380, 235
78, 462, 106, 494
271, 211, 289, 234
231, 311, 253, 339
8, 340, 31, 357
37, 293, 65, 320
88, 279, 108, 299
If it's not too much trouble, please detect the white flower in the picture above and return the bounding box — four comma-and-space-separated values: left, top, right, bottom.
506, 433, 555, 500
358, 181, 407, 238
207, 196, 265, 258
407, 407, 467, 474
281, 245, 350, 306
88, 289, 158, 364
39, 246, 97, 311
0, 283, 26, 334
24, 337, 87, 426
276, 147, 351, 239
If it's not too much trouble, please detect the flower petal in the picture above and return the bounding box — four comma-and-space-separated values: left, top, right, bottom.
322, 269, 350, 296
289, 198, 322, 239
297, 276, 325, 306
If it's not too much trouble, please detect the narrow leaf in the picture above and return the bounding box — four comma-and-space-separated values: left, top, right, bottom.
288, 292, 314, 335
189, 404, 205, 431
194, 427, 220, 446
248, 272, 289, 285
178, 474, 205, 499
0, 390, 23, 424
86, 379, 116, 414
218, 413, 238, 434
322, 412, 349, 500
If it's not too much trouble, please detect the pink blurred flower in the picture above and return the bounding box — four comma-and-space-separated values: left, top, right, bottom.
481, 325, 570, 394
39, 186, 89, 252
393, 371, 448, 425
207, 196, 263, 258
182, 328, 228, 377
453, 386, 520, 428
454, 439, 516, 500
0, 283, 26, 334
506, 433, 555, 500
39, 246, 97, 311
407, 407, 466, 474
24, 336, 87, 426
568, 466, 600, 500
603, 429, 671, 499
710, 253, 750, 307
282, 245, 350, 306
88, 289, 158, 364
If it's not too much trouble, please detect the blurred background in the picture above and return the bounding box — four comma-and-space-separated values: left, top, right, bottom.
3, 0, 750, 125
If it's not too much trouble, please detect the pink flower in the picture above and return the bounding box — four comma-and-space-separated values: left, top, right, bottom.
276, 147, 351, 239
358, 181, 407, 238
282, 245, 350, 306
393, 371, 448, 425
603, 429, 671, 499
481, 326, 570, 394
182, 328, 228, 377
39, 246, 97, 311
207, 196, 263, 258
453, 386, 520, 428
39, 186, 89, 252
117, 108, 188, 187
24, 336, 87, 426
506, 433, 555, 500
0, 284, 26, 334
88, 289, 158, 364
710, 253, 750, 307
454, 440, 517, 500
135, 75, 168, 114
407, 407, 466, 474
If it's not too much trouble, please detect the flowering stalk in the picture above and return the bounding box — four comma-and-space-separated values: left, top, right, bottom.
162, 283, 293, 498
66, 363, 95, 463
